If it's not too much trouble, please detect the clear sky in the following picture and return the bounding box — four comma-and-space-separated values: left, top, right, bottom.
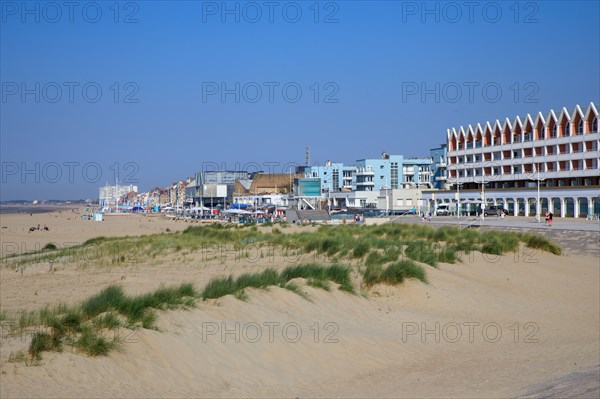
1, 0, 599, 200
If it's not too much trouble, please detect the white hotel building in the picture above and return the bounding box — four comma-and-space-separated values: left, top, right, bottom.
427, 103, 599, 218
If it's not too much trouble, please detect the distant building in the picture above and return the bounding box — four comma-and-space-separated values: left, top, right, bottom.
99, 184, 138, 208
186, 170, 251, 207
354, 154, 432, 192
429, 144, 448, 190
304, 161, 354, 193
437, 102, 600, 218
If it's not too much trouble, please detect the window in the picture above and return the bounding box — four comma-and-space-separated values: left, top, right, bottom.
513, 151, 521, 159
524, 132, 532, 142
537, 125, 545, 138
562, 122, 570, 136
577, 119, 584, 135
593, 117, 598, 133
513, 165, 520, 174
466, 142, 473, 149
391, 162, 398, 189
551, 124, 557, 138
474, 155, 481, 162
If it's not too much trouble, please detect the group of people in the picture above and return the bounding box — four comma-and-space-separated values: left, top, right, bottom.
353, 214, 365, 224
421, 211, 432, 222
545, 211, 554, 227
28, 224, 49, 232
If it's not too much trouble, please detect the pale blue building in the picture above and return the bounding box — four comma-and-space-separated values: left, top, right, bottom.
306, 153, 433, 194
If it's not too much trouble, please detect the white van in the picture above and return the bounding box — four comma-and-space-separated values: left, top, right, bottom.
435, 204, 452, 216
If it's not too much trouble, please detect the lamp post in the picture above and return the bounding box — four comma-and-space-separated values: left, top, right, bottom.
480, 173, 486, 222
456, 176, 461, 218
531, 163, 545, 223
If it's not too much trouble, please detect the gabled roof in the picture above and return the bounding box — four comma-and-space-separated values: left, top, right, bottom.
492, 120, 503, 134
571, 104, 584, 120
447, 128, 458, 140
465, 125, 475, 139
501, 117, 512, 133
584, 102, 598, 119
523, 114, 534, 131
248, 173, 303, 195
513, 116, 523, 131
534, 112, 545, 127
558, 107, 570, 123
546, 109, 558, 125
484, 121, 493, 135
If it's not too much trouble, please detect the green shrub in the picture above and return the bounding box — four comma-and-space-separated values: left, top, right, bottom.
76, 326, 113, 356
81, 286, 127, 318
405, 241, 437, 266
519, 233, 562, 255
352, 241, 370, 258
42, 243, 57, 251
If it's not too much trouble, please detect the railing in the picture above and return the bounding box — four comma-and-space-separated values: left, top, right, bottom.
458, 217, 481, 229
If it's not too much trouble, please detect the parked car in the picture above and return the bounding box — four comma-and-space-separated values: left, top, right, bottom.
435, 204, 452, 216
483, 205, 509, 216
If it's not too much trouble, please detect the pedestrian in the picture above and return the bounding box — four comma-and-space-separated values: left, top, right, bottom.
544, 211, 549, 226
427, 211, 432, 222
548, 211, 553, 227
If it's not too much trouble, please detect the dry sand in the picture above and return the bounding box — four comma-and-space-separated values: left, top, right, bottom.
0, 210, 598, 398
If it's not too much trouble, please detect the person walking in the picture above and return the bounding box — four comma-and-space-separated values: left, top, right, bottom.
548, 211, 553, 227
545, 211, 549, 226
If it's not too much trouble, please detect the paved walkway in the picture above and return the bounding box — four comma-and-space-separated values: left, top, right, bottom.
391, 215, 600, 258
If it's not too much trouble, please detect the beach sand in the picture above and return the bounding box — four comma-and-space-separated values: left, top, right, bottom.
0, 210, 598, 398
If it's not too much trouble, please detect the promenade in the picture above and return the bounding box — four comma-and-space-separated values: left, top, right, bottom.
391, 215, 600, 258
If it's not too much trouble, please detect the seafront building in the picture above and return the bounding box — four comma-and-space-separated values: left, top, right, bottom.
98, 184, 138, 208
303, 154, 433, 208
425, 103, 600, 218
429, 145, 448, 190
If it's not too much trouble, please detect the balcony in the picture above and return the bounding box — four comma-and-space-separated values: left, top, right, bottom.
435, 162, 447, 168
355, 167, 374, 176
355, 181, 375, 186
435, 176, 447, 181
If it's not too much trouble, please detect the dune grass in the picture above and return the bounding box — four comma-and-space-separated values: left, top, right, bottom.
2, 222, 564, 362
201, 263, 354, 300
362, 259, 427, 287
3, 222, 562, 272
2, 283, 197, 362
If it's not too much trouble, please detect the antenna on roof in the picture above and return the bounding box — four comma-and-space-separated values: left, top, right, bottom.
305, 147, 310, 166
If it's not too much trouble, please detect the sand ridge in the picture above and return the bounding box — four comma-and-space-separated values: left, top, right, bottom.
0, 210, 598, 398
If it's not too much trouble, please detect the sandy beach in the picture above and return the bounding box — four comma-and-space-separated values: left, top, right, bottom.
0, 209, 598, 398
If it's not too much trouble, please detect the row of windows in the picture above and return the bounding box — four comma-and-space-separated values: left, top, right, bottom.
450, 116, 598, 151
450, 142, 599, 164
451, 159, 598, 177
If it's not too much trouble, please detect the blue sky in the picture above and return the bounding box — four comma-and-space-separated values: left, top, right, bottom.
1, 0, 599, 200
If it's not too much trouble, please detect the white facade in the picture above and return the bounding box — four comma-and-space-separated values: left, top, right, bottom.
446, 103, 599, 190
99, 184, 138, 207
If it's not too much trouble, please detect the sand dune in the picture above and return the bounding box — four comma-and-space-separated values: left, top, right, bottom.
0, 211, 598, 398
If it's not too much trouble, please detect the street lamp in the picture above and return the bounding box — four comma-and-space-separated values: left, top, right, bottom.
455, 176, 462, 218
530, 163, 545, 223
479, 173, 487, 222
